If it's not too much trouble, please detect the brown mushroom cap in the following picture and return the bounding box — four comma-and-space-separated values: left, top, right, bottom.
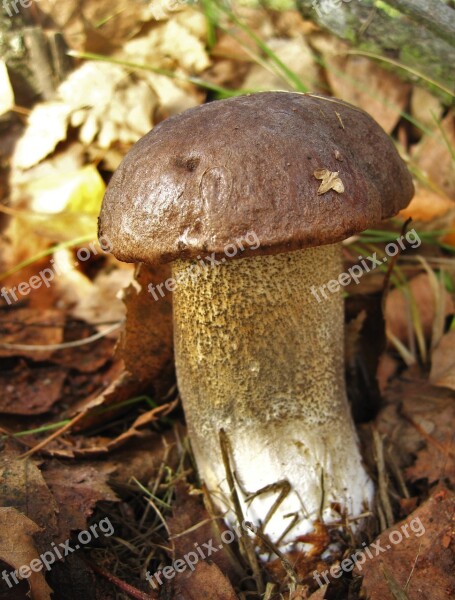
99, 92, 414, 264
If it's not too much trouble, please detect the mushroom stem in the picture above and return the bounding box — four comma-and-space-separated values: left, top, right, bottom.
172, 244, 374, 546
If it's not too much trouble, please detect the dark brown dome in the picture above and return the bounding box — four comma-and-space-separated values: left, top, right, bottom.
99, 92, 414, 264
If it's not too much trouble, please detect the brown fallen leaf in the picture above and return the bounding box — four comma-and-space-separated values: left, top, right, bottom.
307, 585, 328, 599
70, 399, 178, 456
399, 186, 455, 223
118, 263, 174, 393
0, 309, 64, 361
0, 362, 67, 415
242, 36, 320, 93
430, 328, 455, 391
0, 507, 52, 600
166, 483, 244, 584
311, 35, 410, 133
404, 396, 455, 485
41, 462, 118, 541
355, 487, 455, 600
169, 560, 239, 600
376, 373, 455, 485
103, 429, 181, 487
0, 445, 59, 550
385, 273, 454, 347
412, 111, 455, 200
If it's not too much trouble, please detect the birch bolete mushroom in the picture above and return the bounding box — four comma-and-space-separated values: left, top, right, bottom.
99, 92, 414, 547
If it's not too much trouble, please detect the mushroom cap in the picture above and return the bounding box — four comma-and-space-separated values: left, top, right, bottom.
99, 92, 414, 264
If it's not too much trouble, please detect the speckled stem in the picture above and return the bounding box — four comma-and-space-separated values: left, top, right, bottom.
172, 245, 373, 546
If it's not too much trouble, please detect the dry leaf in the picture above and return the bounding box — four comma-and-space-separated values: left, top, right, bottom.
314, 168, 344, 195
356, 488, 455, 600
42, 462, 118, 538
430, 329, 455, 391
312, 35, 410, 133
0, 60, 14, 116
411, 87, 444, 132
71, 400, 178, 455
13, 102, 71, 170
242, 36, 320, 92
0, 309, 64, 361
376, 373, 455, 484
385, 273, 454, 346
0, 507, 52, 600
167, 483, 243, 583
399, 185, 455, 222
0, 449, 59, 549
118, 263, 174, 391
412, 111, 455, 199
59, 62, 159, 148
0, 364, 67, 415
171, 560, 239, 600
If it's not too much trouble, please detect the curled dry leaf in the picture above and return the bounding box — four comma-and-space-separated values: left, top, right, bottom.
314, 169, 344, 195
0, 507, 53, 600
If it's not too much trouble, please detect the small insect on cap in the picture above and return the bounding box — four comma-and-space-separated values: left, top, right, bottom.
99, 92, 414, 265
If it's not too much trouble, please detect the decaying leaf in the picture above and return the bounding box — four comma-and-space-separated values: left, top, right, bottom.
376, 373, 455, 485
0, 507, 53, 600
118, 263, 174, 392
0, 448, 59, 549
0, 309, 65, 362
0, 363, 67, 415
356, 487, 455, 600
170, 560, 239, 600
41, 462, 118, 538
314, 168, 344, 195
167, 483, 244, 584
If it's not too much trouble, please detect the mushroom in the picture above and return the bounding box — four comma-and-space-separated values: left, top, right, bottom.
99, 92, 414, 547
